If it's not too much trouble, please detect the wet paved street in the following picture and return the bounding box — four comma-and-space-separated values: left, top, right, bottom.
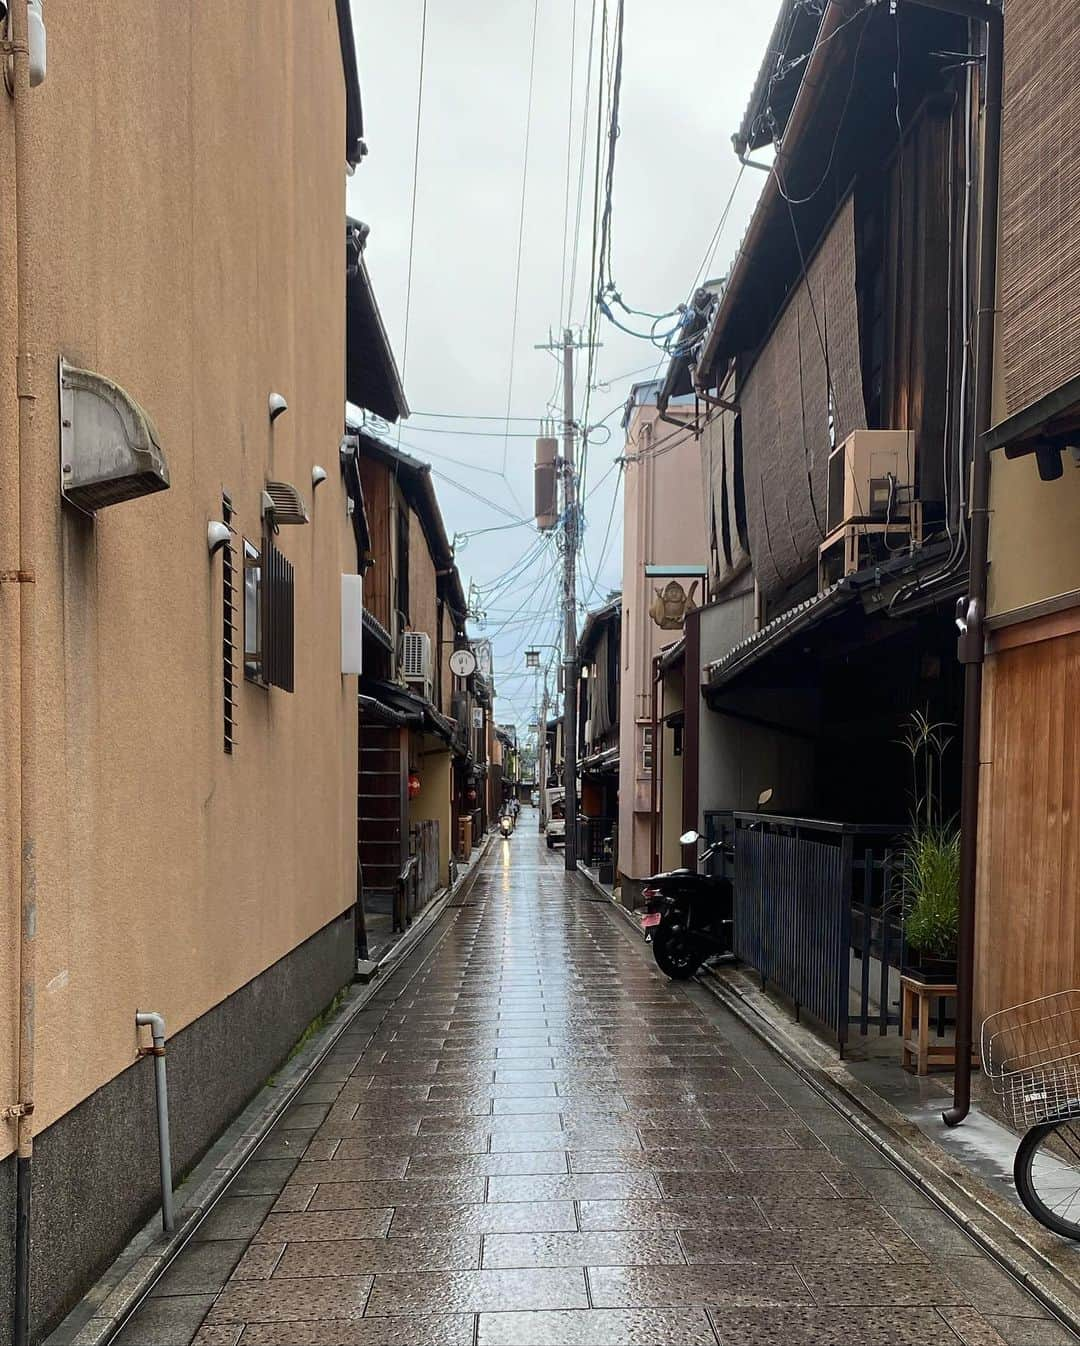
125, 817, 1071, 1345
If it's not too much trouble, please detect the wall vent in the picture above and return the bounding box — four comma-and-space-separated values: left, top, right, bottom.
59, 358, 169, 511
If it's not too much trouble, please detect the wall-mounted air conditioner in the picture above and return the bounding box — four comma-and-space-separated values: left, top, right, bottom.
401, 630, 433, 703
59, 358, 170, 511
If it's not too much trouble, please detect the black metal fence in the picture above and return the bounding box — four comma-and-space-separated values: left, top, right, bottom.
706, 811, 905, 1052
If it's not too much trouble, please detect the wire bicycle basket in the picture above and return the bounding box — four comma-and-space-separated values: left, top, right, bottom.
982, 991, 1080, 1129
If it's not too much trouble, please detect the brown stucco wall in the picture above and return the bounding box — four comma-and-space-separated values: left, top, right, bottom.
1, 1, 357, 1160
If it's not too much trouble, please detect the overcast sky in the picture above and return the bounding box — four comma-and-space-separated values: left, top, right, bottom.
346, 0, 777, 730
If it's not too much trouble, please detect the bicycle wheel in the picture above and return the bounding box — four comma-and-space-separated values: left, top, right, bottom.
1015, 1116, 1080, 1239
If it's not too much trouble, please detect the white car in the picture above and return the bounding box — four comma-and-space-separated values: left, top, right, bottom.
545, 787, 566, 849
530, 789, 540, 807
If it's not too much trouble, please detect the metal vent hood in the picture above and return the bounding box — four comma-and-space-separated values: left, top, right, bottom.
59, 358, 169, 511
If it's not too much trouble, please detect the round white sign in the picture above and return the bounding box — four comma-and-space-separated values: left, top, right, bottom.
449, 648, 477, 677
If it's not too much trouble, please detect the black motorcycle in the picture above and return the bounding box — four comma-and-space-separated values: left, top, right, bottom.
641, 829, 734, 980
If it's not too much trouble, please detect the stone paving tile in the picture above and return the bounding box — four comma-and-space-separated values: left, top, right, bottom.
273, 1235, 481, 1276
306, 1177, 486, 1208
708, 1306, 973, 1344
476, 1307, 720, 1344
588, 1262, 811, 1308
207, 1277, 372, 1323
657, 1170, 842, 1201
296, 1158, 411, 1182
487, 1173, 663, 1202
577, 1198, 766, 1231
482, 1231, 685, 1268
404, 1150, 569, 1177
799, 1261, 970, 1306
254, 1209, 395, 1242
388, 1199, 579, 1235
363, 1266, 588, 1315
678, 1227, 900, 1264
230, 1243, 284, 1280
230, 1317, 475, 1344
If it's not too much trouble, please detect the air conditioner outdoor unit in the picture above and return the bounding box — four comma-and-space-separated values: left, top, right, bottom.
820, 430, 922, 592
401, 631, 433, 703
59, 358, 170, 511
826, 429, 915, 533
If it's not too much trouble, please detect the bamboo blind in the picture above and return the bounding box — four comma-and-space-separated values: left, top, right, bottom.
1000, 0, 1080, 414
739, 194, 867, 600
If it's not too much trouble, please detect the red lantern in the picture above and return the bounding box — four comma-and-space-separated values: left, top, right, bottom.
408, 772, 422, 800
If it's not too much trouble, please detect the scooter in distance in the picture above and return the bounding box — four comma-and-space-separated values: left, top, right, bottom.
499, 812, 515, 840
641, 829, 734, 980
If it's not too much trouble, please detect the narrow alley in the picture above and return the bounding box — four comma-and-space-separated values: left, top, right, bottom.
113, 818, 1068, 1346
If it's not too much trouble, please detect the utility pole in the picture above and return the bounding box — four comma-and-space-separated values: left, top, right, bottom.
560, 329, 579, 872
534, 327, 599, 873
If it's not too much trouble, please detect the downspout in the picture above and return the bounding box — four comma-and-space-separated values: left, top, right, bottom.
905, 0, 1003, 1127
5, 4, 40, 1344
682, 608, 701, 856
649, 654, 661, 875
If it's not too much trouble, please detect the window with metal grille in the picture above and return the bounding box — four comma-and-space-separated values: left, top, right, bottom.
243, 534, 295, 692
222, 492, 237, 753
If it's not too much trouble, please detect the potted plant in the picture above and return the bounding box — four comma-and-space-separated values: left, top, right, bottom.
897, 711, 961, 983
900, 823, 960, 981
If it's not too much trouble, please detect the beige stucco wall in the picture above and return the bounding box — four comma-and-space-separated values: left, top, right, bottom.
987, 452, 1080, 619
617, 401, 707, 882
409, 746, 453, 887
1, 2, 356, 1158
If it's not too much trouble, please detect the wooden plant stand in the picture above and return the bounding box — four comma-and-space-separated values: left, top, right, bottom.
901, 975, 979, 1076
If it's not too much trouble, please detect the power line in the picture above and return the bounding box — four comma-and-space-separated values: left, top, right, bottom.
501, 0, 542, 481
399, 0, 429, 395
409, 410, 548, 423
558, 0, 580, 328
566, 0, 600, 326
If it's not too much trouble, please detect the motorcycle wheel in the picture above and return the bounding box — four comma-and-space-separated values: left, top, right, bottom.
652, 917, 705, 981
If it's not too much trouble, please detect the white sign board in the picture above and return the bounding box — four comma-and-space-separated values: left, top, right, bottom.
341, 574, 363, 675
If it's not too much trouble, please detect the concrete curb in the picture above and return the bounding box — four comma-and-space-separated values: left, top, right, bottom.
698, 964, 1080, 1339
48, 833, 496, 1346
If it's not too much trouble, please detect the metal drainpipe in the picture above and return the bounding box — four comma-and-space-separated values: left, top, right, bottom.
136, 1013, 176, 1233
649, 654, 661, 876
6, 3, 40, 1343
905, 0, 1003, 1127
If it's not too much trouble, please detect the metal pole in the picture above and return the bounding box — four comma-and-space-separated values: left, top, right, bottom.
136, 1012, 176, 1233
561, 329, 579, 872
938, 0, 1004, 1129
7, 5, 40, 1342
539, 672, 549, 830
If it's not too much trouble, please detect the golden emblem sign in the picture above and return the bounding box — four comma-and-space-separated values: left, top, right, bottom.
648, 579, 698, 630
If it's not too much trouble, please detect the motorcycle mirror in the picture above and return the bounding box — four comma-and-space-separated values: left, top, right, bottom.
679, 830, 700, 846
757, 787, 774, 808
